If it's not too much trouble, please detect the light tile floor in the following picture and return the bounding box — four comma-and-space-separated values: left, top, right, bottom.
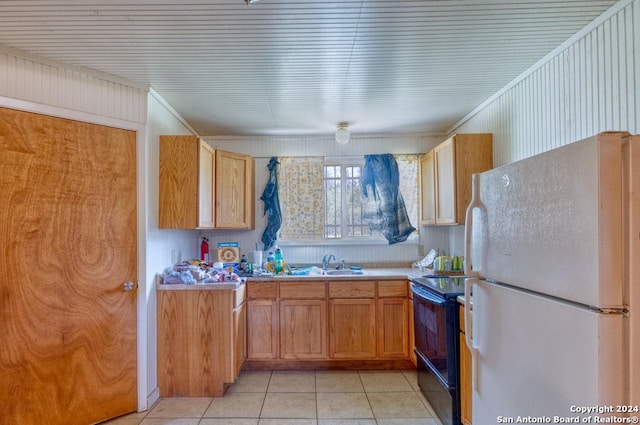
103, 370, 443, 425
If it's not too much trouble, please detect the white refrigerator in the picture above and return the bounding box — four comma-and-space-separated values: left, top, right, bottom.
464, 132, 639, 422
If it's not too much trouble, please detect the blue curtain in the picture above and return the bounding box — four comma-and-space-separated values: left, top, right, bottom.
361, 154, 416, 244
260, 157, 281, 251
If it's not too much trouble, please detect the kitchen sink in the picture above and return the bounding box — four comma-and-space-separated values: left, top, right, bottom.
325, 269, 365, 276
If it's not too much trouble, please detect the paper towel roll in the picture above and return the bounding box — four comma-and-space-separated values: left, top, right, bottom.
252, 251, 263, 267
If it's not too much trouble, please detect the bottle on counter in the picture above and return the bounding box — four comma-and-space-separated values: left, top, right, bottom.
274, 248, 283, 274
240, 254, 248, 272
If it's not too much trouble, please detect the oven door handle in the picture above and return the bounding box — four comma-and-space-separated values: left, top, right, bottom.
411, 285, 446, 306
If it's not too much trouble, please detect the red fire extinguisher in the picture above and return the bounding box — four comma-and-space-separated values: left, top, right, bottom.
200, 237, 210, 264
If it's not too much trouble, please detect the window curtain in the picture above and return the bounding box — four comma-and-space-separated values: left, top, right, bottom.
259, 157, 282, 251
361, 154, 416, 244
278, 156, 325, 239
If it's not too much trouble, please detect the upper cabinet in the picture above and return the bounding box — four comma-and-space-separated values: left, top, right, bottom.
419, 133, 493, 226
159, 135, 255, 229
418, 150, 436, 225
215, 149, 255, 229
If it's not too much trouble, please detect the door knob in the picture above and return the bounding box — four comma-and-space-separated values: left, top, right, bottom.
123, 281, 135, 292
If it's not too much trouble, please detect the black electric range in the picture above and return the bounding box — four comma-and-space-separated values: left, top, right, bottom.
410, 275, 469, 425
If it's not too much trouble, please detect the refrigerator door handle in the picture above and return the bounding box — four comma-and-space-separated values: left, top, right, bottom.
465, 173, 482, 277
465, 277, 480, 391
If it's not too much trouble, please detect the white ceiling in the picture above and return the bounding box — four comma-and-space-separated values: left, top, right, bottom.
0, 0, 619, 137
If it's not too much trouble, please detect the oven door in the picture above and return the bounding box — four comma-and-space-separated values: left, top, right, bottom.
412, 284, 461, 425
411, 284, 458, 389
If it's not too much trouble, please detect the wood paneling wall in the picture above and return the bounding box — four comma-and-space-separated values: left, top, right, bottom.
453, 0, 639, 166
0, 48, 147, 124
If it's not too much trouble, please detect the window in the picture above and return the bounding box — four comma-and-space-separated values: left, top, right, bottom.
324, 162, 372, 238
278, 155, 419, 242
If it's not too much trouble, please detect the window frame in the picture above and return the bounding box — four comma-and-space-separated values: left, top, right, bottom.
323, 157, 379, 241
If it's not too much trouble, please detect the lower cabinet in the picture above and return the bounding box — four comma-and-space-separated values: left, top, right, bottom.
280, 299, 327, 359
246, 278, 412, 363
329, 298, 376, 358
247, 298, 278, 359
157, 285, 245, 397
459, 304, 473, 425
377, 298, 410, 358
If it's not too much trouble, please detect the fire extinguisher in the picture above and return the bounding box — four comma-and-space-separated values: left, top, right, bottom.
200, 237, 210, 264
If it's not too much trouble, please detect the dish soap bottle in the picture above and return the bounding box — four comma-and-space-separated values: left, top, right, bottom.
240, 254, 248, 272
274, 247, 284, 275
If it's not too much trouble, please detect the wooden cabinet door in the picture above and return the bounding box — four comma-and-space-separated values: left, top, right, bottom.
215, 150, 254, 229
157, 290, 234, 397
377, 298, 410, 358
198, 141, 215, 228
329, 299, 376, 359
233, 301, 247, 379
280, 300, 327, 359
434, 137, 457, 224
247, 299, 279, 359
419, 150, 436, 225
424, 133, 493, 226
0, 108, 137, 424
459, 306, 472, 424
159, 135, 199, 229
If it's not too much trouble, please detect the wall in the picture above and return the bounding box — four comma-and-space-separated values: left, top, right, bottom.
443, 0, 639, 257
144, 89, 198, 406
452, 0, 639, 166
203, 134, 445, 266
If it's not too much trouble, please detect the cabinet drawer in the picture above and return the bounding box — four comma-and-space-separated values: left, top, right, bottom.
280, 281, 326, 299
329, 281, 375, 298
377, 280, 408, 298
247, 282, 277, 299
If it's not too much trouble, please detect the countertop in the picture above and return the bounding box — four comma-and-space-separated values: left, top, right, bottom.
157, 268, 425, 290
157, 279, 245, 290
248, 268, 420, 282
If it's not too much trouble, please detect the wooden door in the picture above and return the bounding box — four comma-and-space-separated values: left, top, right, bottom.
0, 107, 138, 424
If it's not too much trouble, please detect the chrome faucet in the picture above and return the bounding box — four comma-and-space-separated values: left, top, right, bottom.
322, 253, 335, 269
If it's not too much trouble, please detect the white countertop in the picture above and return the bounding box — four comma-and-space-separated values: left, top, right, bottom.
249, 268, 421, 282
157, 268, 425, 289
157, 279, 245, 290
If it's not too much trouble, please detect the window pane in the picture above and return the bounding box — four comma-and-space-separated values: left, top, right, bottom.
323, 158, 414, 240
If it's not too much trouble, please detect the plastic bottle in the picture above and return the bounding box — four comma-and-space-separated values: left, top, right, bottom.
274, 248, 283, 275
240, 254, 248, 272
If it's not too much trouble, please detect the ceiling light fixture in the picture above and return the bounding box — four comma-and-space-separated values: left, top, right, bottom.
335, 122, 350, 144
244, 0, 260, 4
